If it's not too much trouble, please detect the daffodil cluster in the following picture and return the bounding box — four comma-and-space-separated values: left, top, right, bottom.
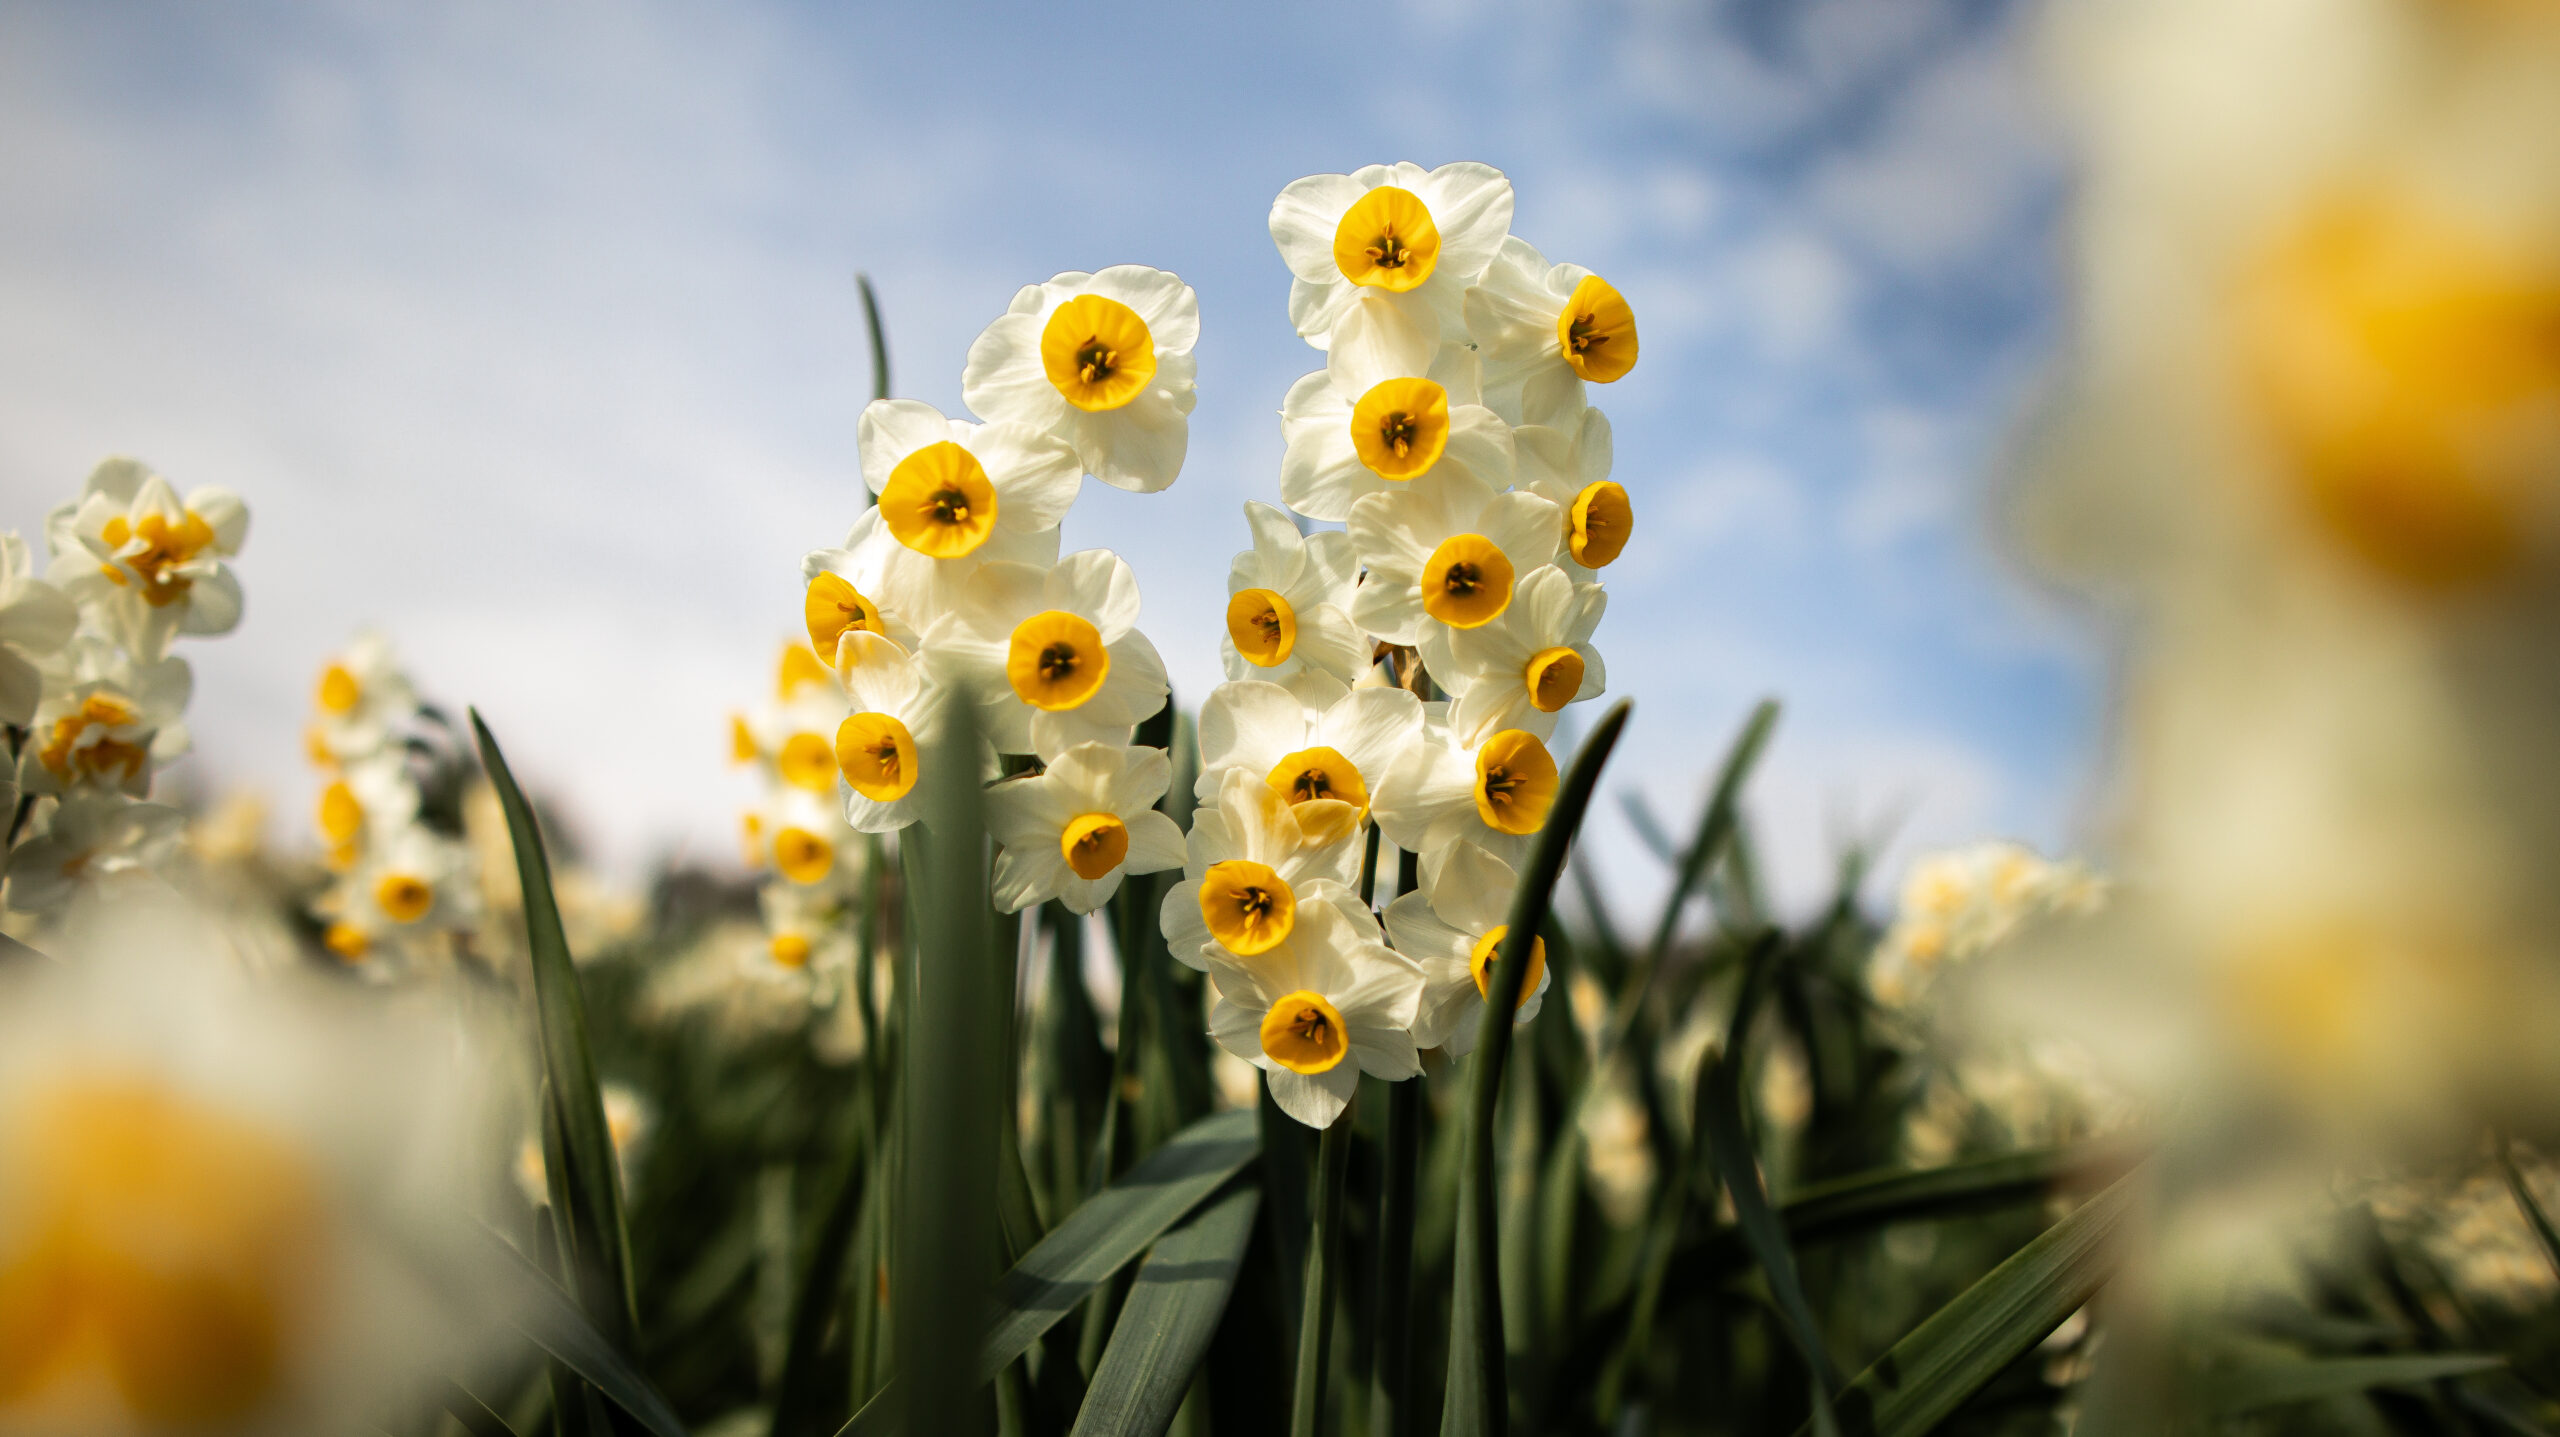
2, 458, 248, 917
1163, 161, 1636, 1127
301, 633, 481, 971
728, 642, 886, 997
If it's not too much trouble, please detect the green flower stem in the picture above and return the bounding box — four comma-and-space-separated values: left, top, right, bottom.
1291, 1089, 1357, 1437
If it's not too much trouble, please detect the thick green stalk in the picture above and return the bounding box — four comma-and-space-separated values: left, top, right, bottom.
1291, 1096, 1357, 1437
1369, 1068, 1423, 1437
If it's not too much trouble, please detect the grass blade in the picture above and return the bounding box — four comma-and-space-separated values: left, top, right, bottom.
892, 701, 1002, 1431
1702, 933, 1844, 1425
469, 710, 639, 1351
1070, 1181, 1263, 1437
1781, 1140, 2144, 1244
1369, 1072, 1424, 1437
475, 1225, 691, 1437
2206, 1354, 2506, 1415
770, 1110, 874, 1437
1816, 1165, 2142, 1437
980, 1108, 1262, 1382
438, 1380, 523, 1437
1442, 698, 1631, 1437
2500, 1137, 2560, 1283
1620, 699, 1777, 1030
858, 271, 892, 402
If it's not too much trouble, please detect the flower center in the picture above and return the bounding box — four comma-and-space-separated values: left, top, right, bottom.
1040, 294, 1159, 412
1568, 481, 1633, 568
804, 573, 888, 664
317, 780, 364, 846
374, 872, 433, 924
2239, 190, 2560, 588
1005, 611, 1112, 711
1225, 587, 1298, 667
774, 827, 835, 885
1523, 647, 1585, 714
1061, 812, 1131, 881
99, 510, 217, 607
0, 1074, 327, 1425
38, 694, 149, 786
1266, 745, 1368, 813
1258, 989, 1351, 1074
835, 712, 919, 804
1200, 859, 1295, 955
778, 732, 839, 794
1556, 275, 1639, 383
1468, 925, 1549, 1008
315, 663, 360, 715
1349, 377, 1452, 480
1331, 186, 1442, 293
1421, 534, 1516, 628
770, 933, 813, 969
880, 441, 1001, 559
1472, 729, 1559, 836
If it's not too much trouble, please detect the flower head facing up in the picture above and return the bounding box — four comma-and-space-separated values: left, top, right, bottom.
857, 400, 1081, 563
963, 267, 1200, 493
1193, 678, 1424, 848
988, 741, 1185, 914
1204, 896, 1424, 1127
1270, 161, 1515, 347
1346, 469, 1561, 645
1280, 292, 1515, 521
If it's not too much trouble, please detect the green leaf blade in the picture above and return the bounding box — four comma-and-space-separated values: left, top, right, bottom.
1070, 1181, 1262, 1437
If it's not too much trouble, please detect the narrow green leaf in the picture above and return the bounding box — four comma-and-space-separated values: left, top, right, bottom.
1702, 934, 1843, 1425
438, 1380, 523, 1437
770, 1110, 874, 1437
1815, 1165, 2141, 1437
893, 703, 1002, 1432
1627, 699, 1777, 1009
1368, 1072, 1424, 1437
2206, 1354, 2506, 1415
1443, 698, 1631, 1437
474, 1225, 690, 1437
981, 1108, 1262, 1382
1071, 1182, 1263, 1437
1781, 1140, 2143, 1244
469, 710, 638, 1351
858, 272, 892, 402
2500, 1137, 2560, 1283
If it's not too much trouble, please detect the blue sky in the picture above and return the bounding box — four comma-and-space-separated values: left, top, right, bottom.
0, 0, 2102, 909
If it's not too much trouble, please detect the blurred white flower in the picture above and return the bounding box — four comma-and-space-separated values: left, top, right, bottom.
1346, 469, 1561, 645
0, 532, 76, 727
1204, 897, 1423, 1128
18, 637, 190, 800
928, 550, 1170, 758
1277, 291, 1513, 521
1218, 502, 1368, 705
2, 792, 185, 915
305, 633, 417, 770
961, 266, 1199, 494
45, 457, 249, 662
1269, 161, 1515, 347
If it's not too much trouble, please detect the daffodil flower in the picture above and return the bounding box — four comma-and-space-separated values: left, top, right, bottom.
1514, 406, 1632, 574
832, 630, 968, 833
751, 786, 866, 894
319, 822, 478, 965
1160, 766, 1367, 972
737, 643, 854, 802
1465, 235, 1639, 426
0, 531, 75, 727
838, 398, 1083, 634
1192, 677, 1424, 847
1, 791, 185, 914
929, 549, 1170, 758
962, 266, 1200, 494
986, 741, 1186, 915
1278, 292, 1517, 523
18, 637, 191, 798
306, 632, 419, 768
1372, 712, 1562, 864
1218, 502, 1368, 706
1382, 840, 1552, 1054
1419, 565, 1608, 745
1204, 897, 1424, 1128
1270, 161, 1516, 349
314, 750, 420, 872
47, 457, 249, 662
1345, 468, 1563, 644
756, 880, 856, 981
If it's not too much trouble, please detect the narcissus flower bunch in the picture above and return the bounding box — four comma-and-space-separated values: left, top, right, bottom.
3, 458, 248, 917
769, 160, 1636, 1128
